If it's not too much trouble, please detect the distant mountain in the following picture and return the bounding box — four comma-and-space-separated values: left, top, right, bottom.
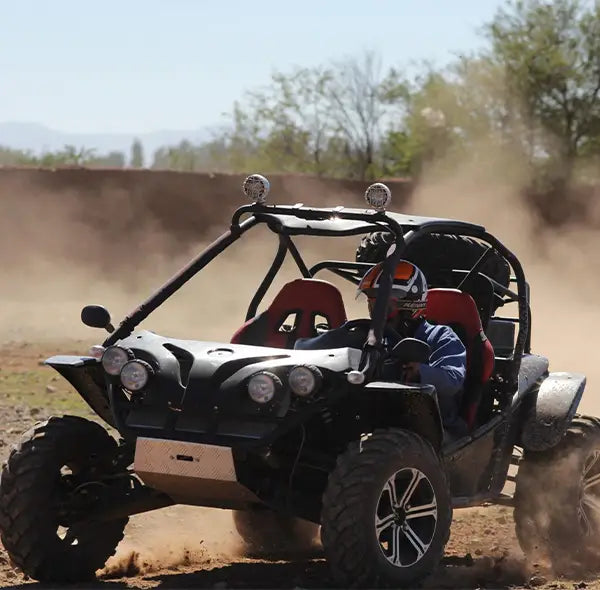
0, 122, 210, 164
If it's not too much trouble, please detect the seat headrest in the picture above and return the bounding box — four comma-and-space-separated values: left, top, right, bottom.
425, 288, 483, 338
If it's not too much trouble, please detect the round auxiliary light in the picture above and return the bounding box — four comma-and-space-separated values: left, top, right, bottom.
289, 366, 322, 397
248, 372, 280, 404
364, 182, 392, 211
101, 346, 131, 376
120, 360, 152, 392
242, 174, 270, 204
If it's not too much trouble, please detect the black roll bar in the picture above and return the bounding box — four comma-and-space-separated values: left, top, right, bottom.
283, 235, 311, 278
309, 261, 374, 284
245, 235, 289, 321
103, 217, 259, 346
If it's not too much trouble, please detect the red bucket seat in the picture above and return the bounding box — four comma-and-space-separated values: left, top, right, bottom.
231, 278, 348, 348
425, 288, 495, 429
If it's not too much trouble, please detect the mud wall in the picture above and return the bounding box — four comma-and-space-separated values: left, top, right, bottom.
0, 167, 414, 247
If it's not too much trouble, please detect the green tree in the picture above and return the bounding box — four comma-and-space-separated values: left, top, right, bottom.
485, 0, 600, 182
0, 147, 36, 166
216, 52, 396, 179
29, 145, 96, 166
87, 151, 126, 168
249, 67, 333, 175
0, 145, 103, 167
323, 51, 392, 180
130, 138, 144, 168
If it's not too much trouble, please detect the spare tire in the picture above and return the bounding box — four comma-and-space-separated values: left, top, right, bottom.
356, 231, 510, 290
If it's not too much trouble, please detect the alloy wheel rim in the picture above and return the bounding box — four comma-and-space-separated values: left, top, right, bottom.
375, 467, 438, 567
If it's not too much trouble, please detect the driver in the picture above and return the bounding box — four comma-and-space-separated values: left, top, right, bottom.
296, 260, 468, 437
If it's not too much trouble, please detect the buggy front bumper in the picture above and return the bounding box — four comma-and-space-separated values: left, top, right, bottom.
133, 437, 261, 509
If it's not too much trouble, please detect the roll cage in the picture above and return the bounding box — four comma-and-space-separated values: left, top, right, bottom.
103, 202, 530, 390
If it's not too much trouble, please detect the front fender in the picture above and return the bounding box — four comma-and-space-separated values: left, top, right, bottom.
44, 356, 115, 427
358, 382, 444, 450
519, 372, 586, 452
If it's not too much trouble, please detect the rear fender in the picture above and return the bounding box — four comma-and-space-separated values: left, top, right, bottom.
44, 356, 114, 427
519, 372, 586, 452
358, 382, 443, 450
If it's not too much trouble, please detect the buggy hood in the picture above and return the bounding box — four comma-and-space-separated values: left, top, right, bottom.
117, 329, 362, 394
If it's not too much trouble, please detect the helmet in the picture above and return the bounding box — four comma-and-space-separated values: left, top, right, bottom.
357, 260, 428, 317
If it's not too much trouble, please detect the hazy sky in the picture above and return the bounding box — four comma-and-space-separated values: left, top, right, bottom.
0, 0, 503, 134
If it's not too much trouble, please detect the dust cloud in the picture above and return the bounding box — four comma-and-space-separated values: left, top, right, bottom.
407, 141, 600, 415
0, 174, 368, 347
0, 177, 276, 344
100, 506, 242, 578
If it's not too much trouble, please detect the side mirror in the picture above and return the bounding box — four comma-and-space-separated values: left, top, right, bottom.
81, 305, 114, 333
391, 337, 431, 364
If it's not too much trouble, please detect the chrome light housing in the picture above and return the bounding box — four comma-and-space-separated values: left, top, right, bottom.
364, 182, 391, 211
289, 365, 322, 397
101, 346, 131, 376
120, 360, 152, 391
248, 372, 280, 404
242, 173, 270, 203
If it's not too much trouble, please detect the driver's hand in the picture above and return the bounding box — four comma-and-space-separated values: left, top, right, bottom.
402, 362, 421, 383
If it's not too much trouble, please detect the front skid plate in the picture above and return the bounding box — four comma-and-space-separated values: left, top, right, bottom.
134, 437, 260, 508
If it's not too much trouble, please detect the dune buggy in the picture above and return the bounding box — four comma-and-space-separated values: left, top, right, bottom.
0, 175, 598, 587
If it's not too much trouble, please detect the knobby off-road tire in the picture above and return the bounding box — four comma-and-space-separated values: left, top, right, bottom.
320, 429, 452, 588
232, 509, 320, 555
514, 415, 600, 575
355, 231, 511, 290
0, 415, 129, 582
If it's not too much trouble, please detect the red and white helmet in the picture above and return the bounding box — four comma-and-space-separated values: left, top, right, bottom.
357, 260, 428, 315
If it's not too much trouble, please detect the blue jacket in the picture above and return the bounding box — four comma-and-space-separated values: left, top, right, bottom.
409, 320, 467, 398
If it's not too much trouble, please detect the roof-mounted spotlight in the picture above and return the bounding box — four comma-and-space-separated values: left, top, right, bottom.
243, 174, 270, 204
364, 182, 392, 211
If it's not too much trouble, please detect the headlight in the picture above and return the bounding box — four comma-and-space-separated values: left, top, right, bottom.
289, 365, 322, 397
248, 372, 280, 404
120, 360, 152, 391
101, 346, 131, 376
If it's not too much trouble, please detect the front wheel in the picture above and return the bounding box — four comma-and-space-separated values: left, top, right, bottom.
514, 415, 600, 574
320, 429, 451, 588
0, 416, 129, 582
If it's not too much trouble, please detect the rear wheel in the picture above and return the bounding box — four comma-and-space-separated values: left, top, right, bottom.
232, 509, 320, 555
0, 416, 128, 582
514, 415, 600, 574
320, 429, 451, 588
